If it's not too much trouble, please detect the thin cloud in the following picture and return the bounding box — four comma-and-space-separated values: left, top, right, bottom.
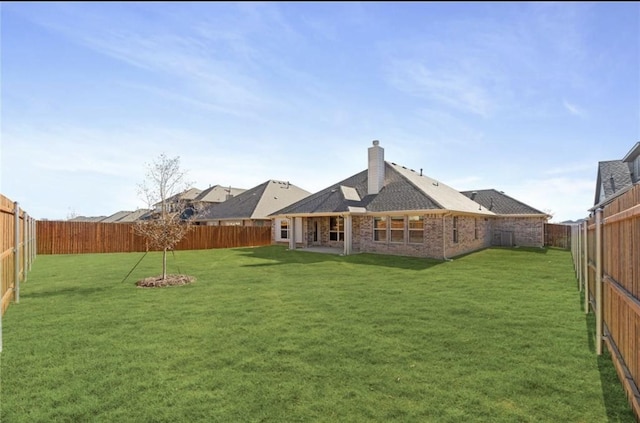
563, 99, 586, 117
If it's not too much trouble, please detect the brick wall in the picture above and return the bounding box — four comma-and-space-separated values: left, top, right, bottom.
271, 214, 543, 257
355, 214, 490, 259
493, 216, 545, 247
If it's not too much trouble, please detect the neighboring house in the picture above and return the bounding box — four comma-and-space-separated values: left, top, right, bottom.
68, 215, 107, 222
157, 187, 202, 213
594, 142, 640, 205
185, 184, 247, 220
270, 141, 548, 259
143, 187, 203, 220
193, 185, 246, 205
101, 210, 137, 223
194, 180, 311, 227
113, 209, 151, 223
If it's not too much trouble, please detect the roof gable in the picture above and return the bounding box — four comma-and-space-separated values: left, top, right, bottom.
389, 163, 494, 215
197, 180, 310, 221
194, 185, 246, 203
461, 189, 545, 215
595, 160, 633, 205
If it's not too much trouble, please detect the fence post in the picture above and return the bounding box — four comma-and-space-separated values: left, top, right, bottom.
22, 213, 27, 283
577, 224, 583, 291
595, 208, 603, 355
14, 202, 20, 304
583, 220, 589, 314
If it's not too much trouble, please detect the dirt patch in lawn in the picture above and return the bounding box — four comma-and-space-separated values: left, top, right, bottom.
136, 274, 195, 288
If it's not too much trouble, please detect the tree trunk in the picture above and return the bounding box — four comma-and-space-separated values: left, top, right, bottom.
162, 248, 167, 280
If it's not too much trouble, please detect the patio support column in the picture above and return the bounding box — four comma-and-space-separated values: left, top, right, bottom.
288, 217, 296, 250
343, 215, 352, 256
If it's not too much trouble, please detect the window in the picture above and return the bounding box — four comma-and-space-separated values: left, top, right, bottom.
474, 218, 478, 240
329, 216, 344, 241
373, 217, 387, 241
390, 216, 405, 243
280, 219, 289, 240
453, 216, 459, 243
408, 216, 424, 243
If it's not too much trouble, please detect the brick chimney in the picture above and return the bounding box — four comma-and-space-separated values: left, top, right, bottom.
368, 140, 385, 195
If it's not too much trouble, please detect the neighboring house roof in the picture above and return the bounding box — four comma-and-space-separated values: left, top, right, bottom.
594, 160, 633, 205
593, 142, 640, 206
194, 185, 246, 203
622, 141, 640, 163
461, 189, 546, 215
196, 180, 311, 221
115, 209, 151, 222
156, 187, 203, 207
68, 216, 107, 222
101, 210, 136, 223
272, 162, 495, 217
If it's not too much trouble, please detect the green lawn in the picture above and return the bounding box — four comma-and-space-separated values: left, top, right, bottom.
0, 246, 634, 422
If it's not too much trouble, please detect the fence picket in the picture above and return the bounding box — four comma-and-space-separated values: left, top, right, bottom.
573, 184, 640, 420
36, 221, 272, 255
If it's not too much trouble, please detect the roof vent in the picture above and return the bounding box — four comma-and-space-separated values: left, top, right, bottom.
471, 191, 477, 200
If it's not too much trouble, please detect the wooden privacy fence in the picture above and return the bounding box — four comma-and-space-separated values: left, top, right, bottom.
1, 194, 37, 351
571, 184, 640, 421
37, 221, 272, 255
544, 223, 572, 249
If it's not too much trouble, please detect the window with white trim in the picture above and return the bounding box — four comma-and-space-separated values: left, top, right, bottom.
329, 216, 344, 241
373, 217, 387, 242
408, 216, 424, 243
390, 216, 405, 243
279, 219, 289, 240
453, 216, 459, 243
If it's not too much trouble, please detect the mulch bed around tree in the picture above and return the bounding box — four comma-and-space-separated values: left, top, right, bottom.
136, 274, 195, 288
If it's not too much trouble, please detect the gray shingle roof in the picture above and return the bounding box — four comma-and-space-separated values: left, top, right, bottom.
196, 180, 310, 221
595, 160, 633, 204
272, 162, 493, 216
194, 185, 246, 203
461, 189, 545, 215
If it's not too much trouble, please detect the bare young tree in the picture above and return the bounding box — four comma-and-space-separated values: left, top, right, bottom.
134, 153, 195, 283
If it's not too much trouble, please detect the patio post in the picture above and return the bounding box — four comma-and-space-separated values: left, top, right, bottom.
288, 217, 296, 250
343, 215, 352, 256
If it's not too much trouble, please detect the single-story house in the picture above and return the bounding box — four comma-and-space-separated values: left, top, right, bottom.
193, 180, 311, 227
270, 141, 548, 259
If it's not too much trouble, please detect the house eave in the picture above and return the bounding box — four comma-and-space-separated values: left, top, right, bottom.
622, 141, 640, 162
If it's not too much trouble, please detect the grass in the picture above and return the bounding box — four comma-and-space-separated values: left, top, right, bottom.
0, 246, 635, 422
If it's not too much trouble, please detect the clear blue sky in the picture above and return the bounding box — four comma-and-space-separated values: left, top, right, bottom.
1, 2, 638, 222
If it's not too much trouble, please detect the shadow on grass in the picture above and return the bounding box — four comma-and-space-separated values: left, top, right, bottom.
584, 312, 637, 422
234, 246, 444, 271
490, 246, 549, 254
25, 286, 110, 299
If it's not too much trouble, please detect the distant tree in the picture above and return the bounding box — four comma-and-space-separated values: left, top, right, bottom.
66, 208, 79, 221
543, 208, 555, 221
134, 153, 195, 283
